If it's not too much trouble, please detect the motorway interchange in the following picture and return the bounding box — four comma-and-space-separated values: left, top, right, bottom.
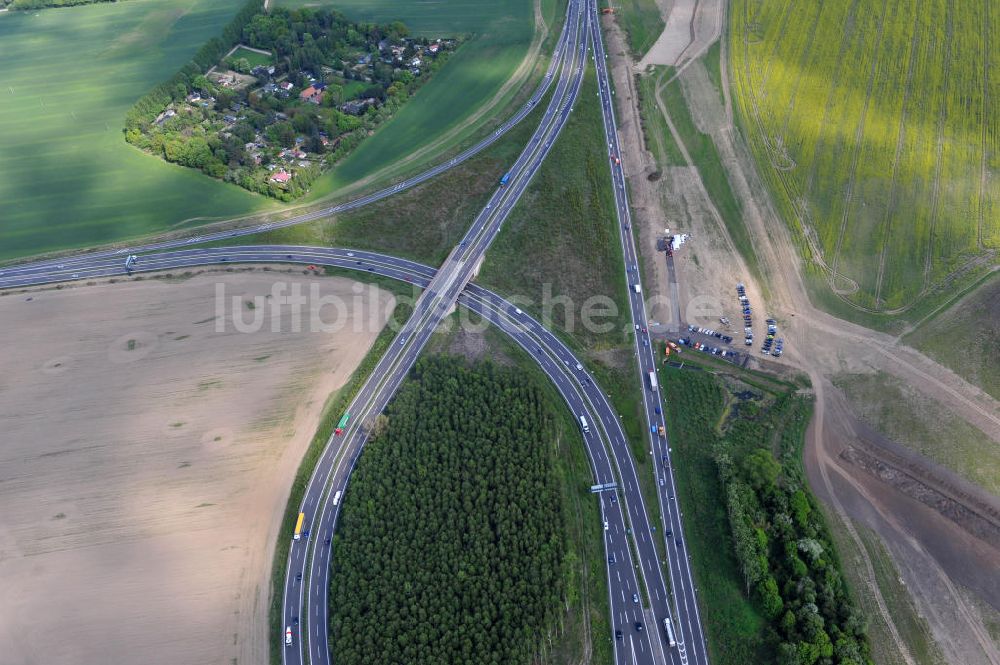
0, 2, 708, 664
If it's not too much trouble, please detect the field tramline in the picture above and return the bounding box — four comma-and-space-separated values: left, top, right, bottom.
730, 0, 998, 312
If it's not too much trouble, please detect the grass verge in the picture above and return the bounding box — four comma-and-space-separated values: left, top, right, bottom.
661, 359, 875, 664
478, 66, 630, 351
660, 367, 768, 664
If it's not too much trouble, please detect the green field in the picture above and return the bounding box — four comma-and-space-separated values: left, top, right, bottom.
0, 0, 271, 261
227, 45, 271, 67
277, 0, 544, 203
729, 0, 999, 313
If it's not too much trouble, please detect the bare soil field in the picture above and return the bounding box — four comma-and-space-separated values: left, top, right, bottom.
0, 269, 392, 665
607, 13, 1000, 664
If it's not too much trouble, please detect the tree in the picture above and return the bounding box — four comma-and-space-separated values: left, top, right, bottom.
387, 20, 408, 40
757, 576, 784, 619
192, 75, 213, 94
232, 57, 252, 74
744, 448, 781, 490
789, 489, 811, 527
266, 120, 296, 147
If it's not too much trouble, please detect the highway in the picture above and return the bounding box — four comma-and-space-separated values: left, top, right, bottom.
0, 1, 710, 663
588, 7, 709, 665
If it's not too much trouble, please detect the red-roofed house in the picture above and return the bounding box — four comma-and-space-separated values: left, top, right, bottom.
299, 86, 324, 104
270, 170, 291, 184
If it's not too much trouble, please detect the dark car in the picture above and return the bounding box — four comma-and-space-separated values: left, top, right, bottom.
615, 630, 623, 640
666, 529, 672, 537
295, 572, 302, 581
635, 622, 644, 632
676, 538, 682, 547
608, 553, 615, 564
293, 616, 299, 626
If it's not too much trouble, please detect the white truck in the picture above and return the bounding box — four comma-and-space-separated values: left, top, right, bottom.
579, 415, 590, 434
285, 626, 292, 647
664, 617, 676, 647
632, 283, 642, 294
647, 370, 658, 391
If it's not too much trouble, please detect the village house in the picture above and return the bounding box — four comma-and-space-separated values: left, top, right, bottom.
299, 83, 326, 105
154, 108, 177, 126
270, 169, 292, 183
341, 97, 378, 115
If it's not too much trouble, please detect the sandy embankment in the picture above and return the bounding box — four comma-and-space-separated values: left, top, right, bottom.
0, 270, 394, 665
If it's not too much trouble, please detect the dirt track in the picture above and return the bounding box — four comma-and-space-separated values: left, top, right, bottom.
0, 270, 392, 665
605, 7, 1000, 663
